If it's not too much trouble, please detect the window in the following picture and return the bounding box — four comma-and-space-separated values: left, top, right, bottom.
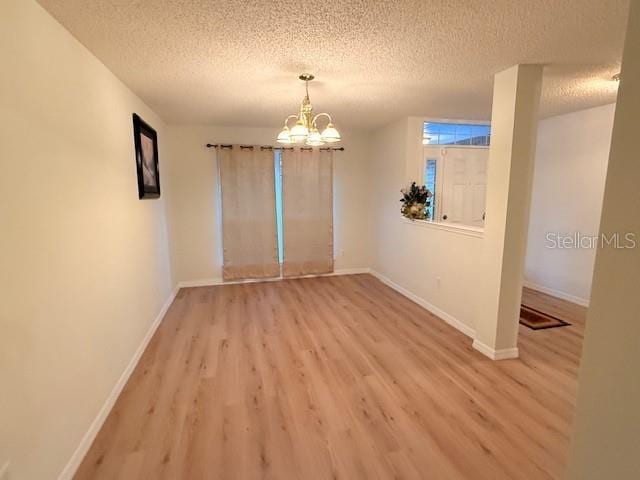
422, 121, 491, 228
423, 122, 491, 147
424, 159, 437, 220
274, 150, 284, 264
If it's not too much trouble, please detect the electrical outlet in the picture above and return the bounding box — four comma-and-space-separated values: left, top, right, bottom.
0, 461, 10, 480
436, 276, 442, 288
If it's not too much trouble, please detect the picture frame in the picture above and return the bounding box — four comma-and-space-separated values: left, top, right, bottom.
132, 113, 161, 199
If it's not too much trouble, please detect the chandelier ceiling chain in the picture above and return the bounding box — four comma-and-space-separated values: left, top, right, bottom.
276, 74, 341, 146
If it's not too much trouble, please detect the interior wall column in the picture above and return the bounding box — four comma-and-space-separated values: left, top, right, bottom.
473, 64, 543, 360
567, 2, 640, 477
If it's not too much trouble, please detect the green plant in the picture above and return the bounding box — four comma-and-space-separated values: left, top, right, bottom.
400, 182, 432, 220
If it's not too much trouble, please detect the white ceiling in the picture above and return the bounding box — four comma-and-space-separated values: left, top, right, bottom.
37, 0, 629, 130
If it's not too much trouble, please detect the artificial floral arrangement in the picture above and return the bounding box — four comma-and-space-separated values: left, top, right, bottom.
400, 182, 432, 220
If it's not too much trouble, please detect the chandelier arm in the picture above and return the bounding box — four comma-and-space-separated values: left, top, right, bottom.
312, 112, 333, 129
283, 114, 299, 128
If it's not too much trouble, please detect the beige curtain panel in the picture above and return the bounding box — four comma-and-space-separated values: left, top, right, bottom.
218, 146, 279, 281
282, 148, 334, 277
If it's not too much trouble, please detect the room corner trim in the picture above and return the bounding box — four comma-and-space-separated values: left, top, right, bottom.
472, 339, 519, 360
369, 269, 476, 338
523, 280, 590, 307
177, 268, 372, 288
57, 286, 179, 480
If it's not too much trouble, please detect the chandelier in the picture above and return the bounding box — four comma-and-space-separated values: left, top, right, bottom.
276, 74, 341, 146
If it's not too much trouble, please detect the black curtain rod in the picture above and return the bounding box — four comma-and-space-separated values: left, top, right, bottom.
205, 143, 344, 151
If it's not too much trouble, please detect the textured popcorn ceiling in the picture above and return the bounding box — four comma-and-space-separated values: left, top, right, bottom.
37, 0, 629, 129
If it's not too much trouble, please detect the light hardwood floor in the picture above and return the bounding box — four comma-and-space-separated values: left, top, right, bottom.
75, 274, 586, 479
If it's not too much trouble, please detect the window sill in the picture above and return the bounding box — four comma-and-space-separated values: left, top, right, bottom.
401, 217, 484, 238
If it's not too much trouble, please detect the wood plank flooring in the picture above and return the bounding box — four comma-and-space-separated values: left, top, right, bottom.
75, 275, 586, 480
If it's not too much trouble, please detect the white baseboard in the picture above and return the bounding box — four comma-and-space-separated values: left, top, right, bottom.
179, 277, 224, 288
58, 286, 179, 480
369, 270, 475, 338
523, 280, 589, 307
331, 267, 372, 276
177, 268, 371, 289
472, 339, 519, 360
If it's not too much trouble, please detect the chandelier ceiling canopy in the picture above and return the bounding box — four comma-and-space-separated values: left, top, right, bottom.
276, 74, 341, 146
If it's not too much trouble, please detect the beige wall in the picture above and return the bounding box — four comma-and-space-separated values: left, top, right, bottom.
2, 1, 631, 478
0, 1, 174, 479
567, 1, 640, 476
165, 125, 373, 284
370, 117, 483, 334
525, 104, 614, 305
